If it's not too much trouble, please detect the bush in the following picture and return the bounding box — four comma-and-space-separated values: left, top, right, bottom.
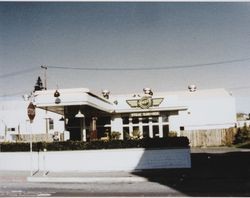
110, 131, 121, 140
234, 124, 250, 144
130, 129, 142, 139
168, 131, 178, 137
0, 137, 190, 152
236, 141, 250, 149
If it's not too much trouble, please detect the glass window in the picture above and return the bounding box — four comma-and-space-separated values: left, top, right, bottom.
162, 116, 169, 122
132, 118, 139, 124
123, 127, 130, 140
142, 117, 149, 123
152, 116, 159, 123
163, 125, 169, 137
122, 117, 129, 124
49, 119, 54, 130
143, 126, 149, 138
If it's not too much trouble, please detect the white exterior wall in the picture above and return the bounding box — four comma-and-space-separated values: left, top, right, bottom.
0, 148, 191, 172
0, 99, 64, 142
110, 89, 236, 133
169, 114, 181, 133
180, 97, 236, 130
111, 115, 123, 139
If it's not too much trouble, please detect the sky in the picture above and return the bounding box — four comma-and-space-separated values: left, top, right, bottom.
0, 2, 250, 113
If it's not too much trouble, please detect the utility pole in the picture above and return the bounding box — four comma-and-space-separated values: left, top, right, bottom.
41, 65, 47, 90
41, 65, 48, 141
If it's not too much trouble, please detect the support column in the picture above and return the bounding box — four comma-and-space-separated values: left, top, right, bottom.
129, 118, 133, 137
90, 117, 97, 140
82, 118, 86, 142
159, 116, 163, 138
149, 117, 153, 138
139, 118, 143, 138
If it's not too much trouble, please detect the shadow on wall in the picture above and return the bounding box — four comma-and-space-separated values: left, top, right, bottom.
132, 151, 250, 196
134, 148, 191, 170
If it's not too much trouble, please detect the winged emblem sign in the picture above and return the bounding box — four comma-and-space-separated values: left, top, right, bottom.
126, 96, 164, 109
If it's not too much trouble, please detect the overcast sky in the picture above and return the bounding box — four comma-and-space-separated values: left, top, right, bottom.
0, 2, 250, 112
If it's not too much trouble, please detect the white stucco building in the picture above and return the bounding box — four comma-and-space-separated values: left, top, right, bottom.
0, 98, 64, 142
31, 86, 237, 142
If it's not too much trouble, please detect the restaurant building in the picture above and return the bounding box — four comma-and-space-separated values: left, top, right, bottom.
33, 86, 237, 142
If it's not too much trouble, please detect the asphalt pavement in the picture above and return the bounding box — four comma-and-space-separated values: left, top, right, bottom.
0, 146, 250, 197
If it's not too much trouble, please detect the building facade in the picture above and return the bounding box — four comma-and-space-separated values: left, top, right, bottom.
0, 98, 64, 142
33, 86, 237, 142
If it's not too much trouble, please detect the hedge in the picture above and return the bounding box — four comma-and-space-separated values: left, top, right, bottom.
0, 137, 189, 152
236, 141, 250, 149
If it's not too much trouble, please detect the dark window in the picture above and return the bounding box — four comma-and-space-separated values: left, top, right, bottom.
123, 127, 129, 140
153, 125, 159, 137
142, 117, 149, 123
122, 117, 129, 124
143, 126, 149, 138
49, 119, 54, 130
163, 125, 169, 137
152, 116, 158, 123
162, 116, 169, 122
180, 126, 185, 131
132, 118, 139, 124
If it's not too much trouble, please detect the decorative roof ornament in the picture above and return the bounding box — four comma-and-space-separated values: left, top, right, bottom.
143, 88, 153, 96
188, 85, 197, 92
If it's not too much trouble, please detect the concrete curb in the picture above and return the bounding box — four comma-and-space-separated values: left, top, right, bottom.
27, 176, 148, 183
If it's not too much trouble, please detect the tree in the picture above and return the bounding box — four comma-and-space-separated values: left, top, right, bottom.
34, 76, 44, 91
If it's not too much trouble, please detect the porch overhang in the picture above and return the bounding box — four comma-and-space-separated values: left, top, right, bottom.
33, 88, 115, 115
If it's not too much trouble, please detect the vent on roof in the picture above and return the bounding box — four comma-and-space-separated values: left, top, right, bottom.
188, 85, 197, 92
102, 90, 110, 99
143, 88, 153, 96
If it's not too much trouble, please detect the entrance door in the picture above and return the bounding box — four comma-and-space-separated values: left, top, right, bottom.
69, 127, 81, 141
142, 126, 149, 138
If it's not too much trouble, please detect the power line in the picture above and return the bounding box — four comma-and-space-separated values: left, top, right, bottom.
0, 57, 249, 79
0, 90, 32, 97
47, 57, 250, 71
0, 67, 39, 79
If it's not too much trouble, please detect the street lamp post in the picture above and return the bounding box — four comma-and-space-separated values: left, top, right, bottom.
41, 65, 49, 142
75, 110, 86, 141
27, 102, 36, 176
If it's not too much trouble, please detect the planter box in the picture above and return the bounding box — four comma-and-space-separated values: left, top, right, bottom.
0, 148, 191, 172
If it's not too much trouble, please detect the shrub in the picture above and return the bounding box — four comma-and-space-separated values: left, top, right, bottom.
236, 141, 250, 149
110, 131, 121, 140
168, 131, 178, 137
0, 137, 190, 152
234, 124, 250, 144
131, 129, 142, 139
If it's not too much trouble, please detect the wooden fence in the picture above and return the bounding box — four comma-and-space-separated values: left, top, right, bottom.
180, 128, 236, 147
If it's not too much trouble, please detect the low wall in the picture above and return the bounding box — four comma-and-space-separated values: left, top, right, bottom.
0, 148, 191, 172
180, 128, 236, 147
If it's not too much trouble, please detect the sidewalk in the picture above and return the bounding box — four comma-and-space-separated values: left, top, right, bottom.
27, 170, 149, 183
190, 146, 250, 153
